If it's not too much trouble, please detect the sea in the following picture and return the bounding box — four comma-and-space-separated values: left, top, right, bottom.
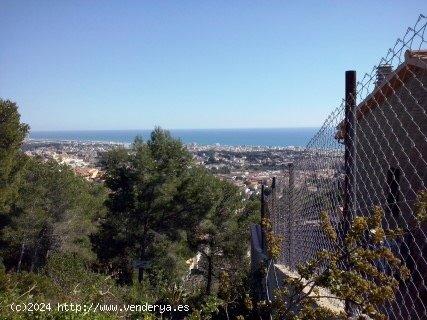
28, 128, 319, 148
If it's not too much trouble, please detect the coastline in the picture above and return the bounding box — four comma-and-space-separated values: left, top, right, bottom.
27, 127, 319, 148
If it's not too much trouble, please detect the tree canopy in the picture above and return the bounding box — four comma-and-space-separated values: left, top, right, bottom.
0, 101, 260, 319
0, 99, 29, 211
1, 157, 107, 272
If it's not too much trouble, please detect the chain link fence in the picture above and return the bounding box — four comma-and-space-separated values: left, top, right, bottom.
263, 14, 427, 319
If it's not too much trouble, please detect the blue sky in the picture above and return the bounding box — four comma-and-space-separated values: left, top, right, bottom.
0, 1, 425, 131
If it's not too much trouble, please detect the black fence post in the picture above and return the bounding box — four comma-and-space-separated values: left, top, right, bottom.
260, 184, 265, 252
287, 163, 294, 268
344, 70, 356, 315
343, 70, 356, 224
271, 177, 276, 237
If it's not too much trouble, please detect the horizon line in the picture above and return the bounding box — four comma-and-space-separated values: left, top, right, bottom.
30, 126, 320, 133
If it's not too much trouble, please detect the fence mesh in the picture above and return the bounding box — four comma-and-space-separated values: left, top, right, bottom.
264, 14, 427, 319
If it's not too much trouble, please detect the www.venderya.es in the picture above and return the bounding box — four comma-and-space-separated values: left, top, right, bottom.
10, 302, 190, 314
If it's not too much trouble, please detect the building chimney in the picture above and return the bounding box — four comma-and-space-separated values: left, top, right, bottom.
375, 64, 393, 87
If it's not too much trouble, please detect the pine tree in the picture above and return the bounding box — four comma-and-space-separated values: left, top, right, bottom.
2, 158, 107, 271
0, 99, 29, 211
93, 128, 203, 284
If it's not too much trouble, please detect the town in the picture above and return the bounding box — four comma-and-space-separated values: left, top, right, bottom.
22, 139, 313, 196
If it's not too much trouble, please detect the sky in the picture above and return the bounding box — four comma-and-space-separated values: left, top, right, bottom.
0, 1, 426, 131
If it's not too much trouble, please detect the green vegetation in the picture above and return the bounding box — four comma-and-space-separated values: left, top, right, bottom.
2, 157, 107, 272
0, 99, 411, 319
0, 99, 28, 212
0, 100, 258, 319
260, 207, 410, 320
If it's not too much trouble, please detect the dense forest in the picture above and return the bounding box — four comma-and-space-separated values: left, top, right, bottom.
0, 99, 260, 319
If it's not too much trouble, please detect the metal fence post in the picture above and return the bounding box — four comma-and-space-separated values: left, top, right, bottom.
287, 163, 294, 268
343, 70, 356, 224
260, 184, 266, 253
271, 177, 276, 236
344, 70, 357, 315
